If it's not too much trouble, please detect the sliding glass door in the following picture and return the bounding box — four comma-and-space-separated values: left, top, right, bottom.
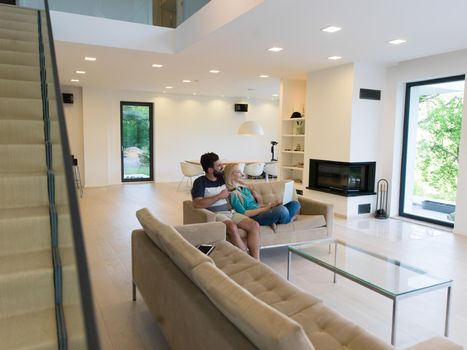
120, 102, 154, 182
400, 75, 465, 226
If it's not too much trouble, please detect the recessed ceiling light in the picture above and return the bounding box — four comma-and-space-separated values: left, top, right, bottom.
388, 39, 407, 45
84, 57, 96, 61
328, 56, 342, 60
182, 80, 191, 83
209, 69, 220, 73
321, 26, 342, 33
268, 47, 283, 52
152, 63, 163, 68
272, 94, 279, 97
165, 86, 173, 89
193, 93, 197, 95
75, 70, 86, 74
259, 75, 269, 78
71, 79, 79, 82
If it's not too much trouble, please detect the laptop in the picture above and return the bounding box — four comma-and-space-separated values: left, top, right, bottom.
282, 181, 295, 205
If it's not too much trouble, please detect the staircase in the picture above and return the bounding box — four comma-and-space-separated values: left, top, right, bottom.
0, 4, 97, 350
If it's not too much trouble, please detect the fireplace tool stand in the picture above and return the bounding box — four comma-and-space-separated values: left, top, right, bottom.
375, 179, 388, 219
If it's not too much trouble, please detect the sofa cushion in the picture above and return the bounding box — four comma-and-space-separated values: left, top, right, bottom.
251, 180, 298, 205
136, 208, 213, 280
192, 260, 315, 350
210, 241, 392, 350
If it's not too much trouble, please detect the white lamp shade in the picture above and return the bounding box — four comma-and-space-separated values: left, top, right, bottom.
238, 121, 264, 135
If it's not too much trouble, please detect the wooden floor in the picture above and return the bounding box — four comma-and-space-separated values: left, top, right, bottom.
78, 182, 467, 349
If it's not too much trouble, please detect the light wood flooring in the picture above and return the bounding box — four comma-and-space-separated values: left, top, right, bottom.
78, 182, 467, 349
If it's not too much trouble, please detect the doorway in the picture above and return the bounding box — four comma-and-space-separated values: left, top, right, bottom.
120, 102, 154, 182
400, 75, 465, 227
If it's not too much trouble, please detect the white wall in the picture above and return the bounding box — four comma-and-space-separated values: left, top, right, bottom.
306, 64, 354, 162
380, 49, 467, 235
78, 87, 278, 186
350, 63, 386, 163
306, 63, 381, 217
61, 86, 85, 185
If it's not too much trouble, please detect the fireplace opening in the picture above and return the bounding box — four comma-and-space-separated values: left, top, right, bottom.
308, 159, 376, 197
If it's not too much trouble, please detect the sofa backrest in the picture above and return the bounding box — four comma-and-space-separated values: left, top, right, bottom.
251, 180, 298, 205
192, 261, 315, 350
136, 208, 213, 281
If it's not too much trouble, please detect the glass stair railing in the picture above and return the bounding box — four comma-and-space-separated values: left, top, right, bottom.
20, 0, 211, 28
0, 2, 99, 349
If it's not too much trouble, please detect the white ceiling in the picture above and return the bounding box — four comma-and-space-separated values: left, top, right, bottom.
54, 0, 467, 100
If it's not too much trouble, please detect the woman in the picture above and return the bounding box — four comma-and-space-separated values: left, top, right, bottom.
224, 163, 300, 230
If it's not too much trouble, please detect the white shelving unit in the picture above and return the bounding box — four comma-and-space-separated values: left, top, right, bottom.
280, 118, 305, 190
279, 79, 307, 192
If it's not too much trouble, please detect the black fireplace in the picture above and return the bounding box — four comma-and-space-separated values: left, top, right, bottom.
308, 159, 376, 197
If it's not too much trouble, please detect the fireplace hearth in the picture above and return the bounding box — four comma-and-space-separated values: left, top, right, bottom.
308, 159, 376, 197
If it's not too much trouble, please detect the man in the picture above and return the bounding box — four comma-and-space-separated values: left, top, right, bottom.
191, 152, 260, 259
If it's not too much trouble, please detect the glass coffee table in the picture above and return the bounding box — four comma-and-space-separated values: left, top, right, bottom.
287, 239, 453, 345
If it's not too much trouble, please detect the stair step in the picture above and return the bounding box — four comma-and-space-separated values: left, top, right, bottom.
0, 119, 59, 144
0, 18, 37, 33
0, 172, 49, 209
0, 119, 44, 144
0, 78, 41, 98
0, 4, 37, 17
0, 37, 38, 53
0, 27, 37, 42
0, 144, 47, 172
0, 205, 74, 256
0, 307, 57, 350
0, 206, 50, 255
0, 250, 55, 318
0, 10, 37, 24
0, 97, 58, 120
0, 49, 39, 66
0, 63, 40, 81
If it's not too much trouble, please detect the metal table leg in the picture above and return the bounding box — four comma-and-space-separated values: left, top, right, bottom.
391, 299, 398, 345
287, 249, 292, 280
445, 286, 452, 336
333, 241, 337, 283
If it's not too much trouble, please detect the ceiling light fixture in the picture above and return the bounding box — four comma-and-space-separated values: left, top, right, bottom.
259, 75, 269, 78
182, 80, 191, 83
84, 57, 96, 61
328, 56, 342, 60
321, 26, 342, 33
388, 39, 407, 45
268, 47, 283, 52
165, 86, 173, 89
272, 94, 279, 97
152, 63, 163, 68
75, 70, 86, 74
71, 79, 79, 82
193, 93, 197, 95
209, 69, 220, 73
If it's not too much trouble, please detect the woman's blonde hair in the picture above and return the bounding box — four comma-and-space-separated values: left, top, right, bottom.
224, 163, 245, 205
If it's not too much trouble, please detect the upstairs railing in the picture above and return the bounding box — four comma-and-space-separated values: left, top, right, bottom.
20, 0, 210, 28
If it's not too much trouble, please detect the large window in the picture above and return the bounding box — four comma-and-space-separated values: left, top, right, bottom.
120, 102, 154, 182
400, 75, 465, 227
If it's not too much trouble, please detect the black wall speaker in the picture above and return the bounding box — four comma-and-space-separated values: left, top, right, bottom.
359, 88, 381, 100
234, 103, 248, 112
62, 93, 74, 104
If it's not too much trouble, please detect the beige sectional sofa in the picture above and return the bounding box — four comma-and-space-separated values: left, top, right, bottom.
132, 208, 462, 350
183, 180, 333, 248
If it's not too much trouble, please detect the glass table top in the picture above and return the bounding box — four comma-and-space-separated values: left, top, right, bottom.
289, 239, 452, 298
